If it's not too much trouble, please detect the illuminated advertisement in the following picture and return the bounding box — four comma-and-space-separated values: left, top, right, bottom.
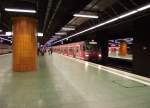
108, 38, 133, 60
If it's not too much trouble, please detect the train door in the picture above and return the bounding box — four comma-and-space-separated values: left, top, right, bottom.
65, 46, 67, 55
75, 45, 80, 58
63, 46, 65, 55
64, 46, 68, 56
79, 44, 85, 60
72, 46, 76, 58
71, 47, 74, 57
68, 46, 72, 57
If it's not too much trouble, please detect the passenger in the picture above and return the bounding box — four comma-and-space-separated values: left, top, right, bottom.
51, 47, 53, 55
40, 48, 45, 56
37, 48, 40, 56
48, 48, 51, 55
48, 47, 53, 55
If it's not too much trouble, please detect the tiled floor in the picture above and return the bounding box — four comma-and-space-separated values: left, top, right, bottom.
0, 53, 150, 108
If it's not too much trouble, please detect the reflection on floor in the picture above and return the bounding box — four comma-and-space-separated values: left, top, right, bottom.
108, 54, 133, 60
0, 54, 150, 108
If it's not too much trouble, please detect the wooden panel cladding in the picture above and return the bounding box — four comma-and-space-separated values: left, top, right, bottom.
12, 17, 37, 72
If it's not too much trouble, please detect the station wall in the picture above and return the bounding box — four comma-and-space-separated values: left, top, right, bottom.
133, 14, 150, 77
95, 14, 150, 77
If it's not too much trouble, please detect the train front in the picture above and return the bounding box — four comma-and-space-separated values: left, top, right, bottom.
84, 41, 102, 61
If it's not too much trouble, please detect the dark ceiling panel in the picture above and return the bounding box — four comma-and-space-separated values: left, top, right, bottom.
1, 0, 149, 44
37, 0, 48, 32
41, 0, 92, 43
0, 0, 37, 31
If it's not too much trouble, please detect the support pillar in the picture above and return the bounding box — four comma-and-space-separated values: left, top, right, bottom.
12, 17, 37, 72
119, 41, 127, 56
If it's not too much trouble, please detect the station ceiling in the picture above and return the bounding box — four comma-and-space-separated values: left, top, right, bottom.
0, 0, 149, 44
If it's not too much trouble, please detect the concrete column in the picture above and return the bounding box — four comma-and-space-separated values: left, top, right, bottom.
119, 41, 127, 56
12, 17, 37, 72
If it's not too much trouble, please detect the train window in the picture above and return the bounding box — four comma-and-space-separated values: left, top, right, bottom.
86, 44, 98, 51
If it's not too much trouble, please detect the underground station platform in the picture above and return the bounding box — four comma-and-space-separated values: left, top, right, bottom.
1, 0, 150, 108
0, 53, 150, 108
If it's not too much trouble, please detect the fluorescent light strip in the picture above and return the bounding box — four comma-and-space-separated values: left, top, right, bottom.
0, 37, 12, 42
0, 34, 9, 36
137, 4, 150, 11
5, 8, 36, 13
74, 14, 99, 19
55, 32, 67, 35
52, 36, 61, 38
4, 32, 43, 37
118, 10, 137, 19
37, 33, 43, 37
0, 31, 13, 36
6, 32, 13, 36
53, 3, 150, 44
62, 27, 75, 31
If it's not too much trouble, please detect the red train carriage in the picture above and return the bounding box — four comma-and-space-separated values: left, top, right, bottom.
52, 41, 101, 61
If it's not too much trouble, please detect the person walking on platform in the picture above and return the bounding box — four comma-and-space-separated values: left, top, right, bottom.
51, 47, 53, 55
40, 47, 45, 56
48, 47, 53, 55
48, 47, 51, 55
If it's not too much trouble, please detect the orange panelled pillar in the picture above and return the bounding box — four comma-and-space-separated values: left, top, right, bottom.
119, 42, 127, 56
12, 17, 37, 72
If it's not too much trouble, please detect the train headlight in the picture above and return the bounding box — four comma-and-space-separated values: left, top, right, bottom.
85, 54, 89, 57
98, 54, 102, 57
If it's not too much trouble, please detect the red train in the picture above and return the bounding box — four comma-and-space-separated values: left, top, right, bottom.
52, 41, 102, 61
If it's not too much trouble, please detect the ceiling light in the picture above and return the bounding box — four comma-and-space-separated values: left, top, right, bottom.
0, 37, 12, 43
118, 10, 138, 19
137, 4, 150, 11
5, 32, 43, 37
55, 32, 67, 35
0, 30, 2, 32
5, 32, 13, 36
49, 38, 58, 41
37, 33, 43, 37
53, 3, 150, 45
62, 27, 75, 31
52, 36, 61, 38
74, 14, 99, 19
5, 8, 36, 13
0, 34, 7, 36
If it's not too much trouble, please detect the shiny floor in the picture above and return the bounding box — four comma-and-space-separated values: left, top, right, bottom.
0, 53, 150, 108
